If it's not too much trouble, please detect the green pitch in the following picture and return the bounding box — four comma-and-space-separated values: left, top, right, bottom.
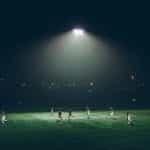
0, 110, 150, 150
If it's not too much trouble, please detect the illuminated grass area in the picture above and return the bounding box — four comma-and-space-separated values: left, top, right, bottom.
1, 110, 150, 150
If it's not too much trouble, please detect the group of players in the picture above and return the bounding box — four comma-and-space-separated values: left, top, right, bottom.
56, 106, 90, 121
54, 107, 133, 126
0, 107, 133, 126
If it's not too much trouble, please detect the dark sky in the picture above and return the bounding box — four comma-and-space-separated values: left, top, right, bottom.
0, 1, 149, 109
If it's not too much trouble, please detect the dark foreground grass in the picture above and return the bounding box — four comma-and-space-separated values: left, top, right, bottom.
0, 110, 150, 150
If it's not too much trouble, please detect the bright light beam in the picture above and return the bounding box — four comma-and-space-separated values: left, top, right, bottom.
72, 28, 85, 36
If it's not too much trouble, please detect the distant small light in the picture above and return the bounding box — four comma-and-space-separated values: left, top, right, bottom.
132, 98, 136, 102
90, 82, 94, 86
51, 82, 54, 86
131, 75, 135, 80
72, 28, 84, 36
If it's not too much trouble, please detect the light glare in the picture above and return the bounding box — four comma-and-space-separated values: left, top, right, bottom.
72, 28, 84, 36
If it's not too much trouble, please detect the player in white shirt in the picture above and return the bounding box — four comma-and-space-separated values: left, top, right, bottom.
51, 107, 54, 113
1, 111, 7, 125
127, 112, 133, 126
110, 107, 114, 117
86, 106, 90, 119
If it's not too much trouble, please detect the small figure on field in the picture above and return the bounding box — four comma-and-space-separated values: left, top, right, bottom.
127, 112, 133, 126
109, 107, 114, 117
51, 106, 54, 113
68, 110, 72, 121
58, 111, 63, 121
86, 106, 90, 119
1, 111, 7, 126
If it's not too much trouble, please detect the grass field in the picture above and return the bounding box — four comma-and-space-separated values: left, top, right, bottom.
0, 110, 150, 150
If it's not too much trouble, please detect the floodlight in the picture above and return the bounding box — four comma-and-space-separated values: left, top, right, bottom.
72, 28, 84, 36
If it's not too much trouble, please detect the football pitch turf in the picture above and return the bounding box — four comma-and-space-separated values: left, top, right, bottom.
0, 110, 150, 150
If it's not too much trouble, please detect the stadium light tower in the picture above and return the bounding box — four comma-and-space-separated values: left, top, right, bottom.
72, 28, 85, 36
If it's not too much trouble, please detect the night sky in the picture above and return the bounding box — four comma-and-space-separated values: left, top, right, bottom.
0, 1, 149, 110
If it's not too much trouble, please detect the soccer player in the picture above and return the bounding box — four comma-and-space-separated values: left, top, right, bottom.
68, 110, 72, 121
110, 110, 114, 117
1, 111, 7, 126
86, 106, 90, 119
51, 107, 54, 113
58, 111, 63, 121
110, 107, 114, 117
127, 112, 133, 126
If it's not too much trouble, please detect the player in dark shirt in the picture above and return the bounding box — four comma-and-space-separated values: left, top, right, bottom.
68, 110, 72, 121
58, 111, 63, 121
